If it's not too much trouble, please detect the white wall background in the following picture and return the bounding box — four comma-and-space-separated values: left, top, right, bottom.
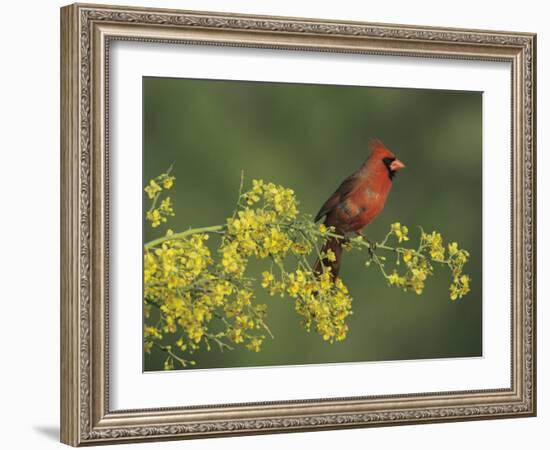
0, 1, 546, 448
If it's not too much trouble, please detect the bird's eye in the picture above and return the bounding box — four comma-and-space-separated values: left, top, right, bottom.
382, 157, 395, 166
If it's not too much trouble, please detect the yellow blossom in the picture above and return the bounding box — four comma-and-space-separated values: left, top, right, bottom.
162, 176, 175, 189
220, 240, 246, 276
144, 326, 163, 340
146, 209, 162, 227
326, 249, 337, 262
159, 197, 174, 215
387, 271, 403, 286
448, 242, 459, 255
422, 231, 445, 260
229, 328, 244, 344
246, 337, 263, 352
144, 179, 161, 199
391, 222, 410, 242
261, 271, 274, 288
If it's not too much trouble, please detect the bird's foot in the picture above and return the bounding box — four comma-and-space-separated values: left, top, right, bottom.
357, 232, 376, 256
367, 240, 377, 258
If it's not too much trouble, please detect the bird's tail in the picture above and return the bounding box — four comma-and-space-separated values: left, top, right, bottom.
314, 236, 344, 279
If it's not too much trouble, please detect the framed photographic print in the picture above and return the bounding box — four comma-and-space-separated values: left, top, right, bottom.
60, 3, 537, 446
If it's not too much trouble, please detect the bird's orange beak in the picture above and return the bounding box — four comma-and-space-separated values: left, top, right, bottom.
390, 159, 405, 171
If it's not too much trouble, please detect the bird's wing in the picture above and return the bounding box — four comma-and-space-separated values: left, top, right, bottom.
314, 171, 361, 222
314, 192, 340, 222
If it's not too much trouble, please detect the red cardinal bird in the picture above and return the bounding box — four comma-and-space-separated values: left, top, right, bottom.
314, 139, 405, 278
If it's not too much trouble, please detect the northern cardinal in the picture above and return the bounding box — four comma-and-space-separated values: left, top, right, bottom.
314, 139, 405, 278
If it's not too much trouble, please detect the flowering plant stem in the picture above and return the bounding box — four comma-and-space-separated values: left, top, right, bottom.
145, 225, 225, 249
143, 169, 472, 370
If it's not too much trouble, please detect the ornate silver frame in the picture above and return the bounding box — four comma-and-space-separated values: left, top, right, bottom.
60, 3, 536, 446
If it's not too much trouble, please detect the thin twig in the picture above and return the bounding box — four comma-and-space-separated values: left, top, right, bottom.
152, 342, 191, 368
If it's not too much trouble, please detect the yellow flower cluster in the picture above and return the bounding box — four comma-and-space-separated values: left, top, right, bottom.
450, 274, 471, 300
224, 208, 293, 261
143, 326, 162, 354
387, 254, 432, 295
375, 223, 471, 300
144, 172, 175, 199
144, 244, 265, 360
243, 179, 298, 219
144, 171, 176, 228
144, 233, 216, 349
143, 173, 357, 369
447, 241, 471, 300
219, 180, 315, 280
422, 230, 445, 260
261, 269, 352, 342
391, 222, 410, 243
145, 233, 211, 290
144, 179, 162, 199
144, 228, 270, 363
146, 197, 174, 228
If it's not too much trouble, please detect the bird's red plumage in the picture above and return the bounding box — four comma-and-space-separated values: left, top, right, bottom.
314, 139, 404, 277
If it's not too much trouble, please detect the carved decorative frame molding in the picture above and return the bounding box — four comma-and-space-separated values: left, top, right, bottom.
60, 3, 536, 446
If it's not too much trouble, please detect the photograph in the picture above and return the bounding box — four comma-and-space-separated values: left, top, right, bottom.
57, 3, 537, 445
142, 77, 482, 372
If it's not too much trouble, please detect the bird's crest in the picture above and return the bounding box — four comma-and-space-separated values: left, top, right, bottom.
368, 138, 396, 159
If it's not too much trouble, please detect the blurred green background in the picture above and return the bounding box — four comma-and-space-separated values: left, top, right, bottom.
143, 76, 482, 371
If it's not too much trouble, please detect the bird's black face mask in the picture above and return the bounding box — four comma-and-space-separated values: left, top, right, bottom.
382, 156, 397, 180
